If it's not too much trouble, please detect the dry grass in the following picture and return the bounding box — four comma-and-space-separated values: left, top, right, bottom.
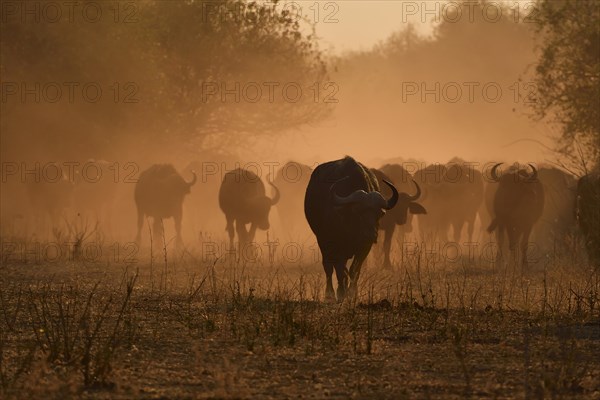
0, 231, 599, 399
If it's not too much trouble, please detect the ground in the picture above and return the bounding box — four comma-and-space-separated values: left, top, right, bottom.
1, 240, 599, 399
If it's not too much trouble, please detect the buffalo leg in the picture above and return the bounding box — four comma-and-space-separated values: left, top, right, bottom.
248, 223, 257, 243
323, 261, 335, 302
435, 217, 447, 243
466, 213, 476, 243
507, 227, 520, 267
520, 227, 532, 269
495, 225, 505, 267
135, 208, 144, 243
452, 219, 464, 243
225, 216, 234, 251
382, 226, 395, 269
348, 244, 372, 299
223, 216, 236, 261
235, 221, 249, 261
225, 215, 235, 245
235, 220, 248, 242
397, 227, 408, 265
174, 208, 183, 247
334, 260, 349, 301
152, 217, 163, 242
246, 223, 258, 260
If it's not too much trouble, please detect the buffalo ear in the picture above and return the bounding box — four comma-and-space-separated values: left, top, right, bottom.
409, 202, 427, 215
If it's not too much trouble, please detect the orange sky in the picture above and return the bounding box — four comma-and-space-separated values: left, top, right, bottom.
260, 0, 555, 167
293, 0, 535, 54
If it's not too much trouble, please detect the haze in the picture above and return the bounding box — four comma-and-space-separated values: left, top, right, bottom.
280, 0, 551, 166
2, 1, 599, 397
0, 0, 566, 241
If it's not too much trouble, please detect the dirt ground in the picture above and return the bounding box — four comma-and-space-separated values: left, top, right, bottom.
1, 243, 599, 399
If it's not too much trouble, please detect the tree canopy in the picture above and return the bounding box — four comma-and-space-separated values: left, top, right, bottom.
533, 0, 600, 170
1, 0, 330, 161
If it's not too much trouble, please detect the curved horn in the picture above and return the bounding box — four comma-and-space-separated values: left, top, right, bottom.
407, 179, 422, 201
527, 163, 538, 181
267, 174, 280, 205
490, 163, 502, 182
330, 176, 366, 205
187, 170, 197, 186
382, 179, 399, 210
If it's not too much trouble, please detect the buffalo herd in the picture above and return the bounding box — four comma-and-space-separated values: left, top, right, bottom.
370, 167, 425, 269
5, 156, 599, 300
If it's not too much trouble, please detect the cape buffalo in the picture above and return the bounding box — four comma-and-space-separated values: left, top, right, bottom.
218, 168, 280, 258
576, 173, 600, 267
273, 161, 313, 238
380, 163, 420, 236
304, 156, 400, 301
487, 163, 544, 267
134, 164, 197, 245
444, 159, 484, 243
481, 163, 521, 235
413, 164, 450, 242
371, 167, 425, 269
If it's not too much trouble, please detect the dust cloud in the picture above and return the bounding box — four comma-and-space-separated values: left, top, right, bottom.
0, 1, 569, 244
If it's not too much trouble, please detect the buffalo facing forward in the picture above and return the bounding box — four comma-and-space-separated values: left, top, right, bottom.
305, 157, 401, 301
134, 164, 197, 245
413, 164, 450, 241
380, 163, 422, 236
487, 163, 544, 267
371, 167, 425, 269
219, 168, 280, 257
444, 159, 484, 243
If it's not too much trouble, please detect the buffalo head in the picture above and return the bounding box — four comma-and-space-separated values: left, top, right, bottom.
394, 180, 426, 225
253, 174, 280, 230
490, 163, 538, 182
330, 177, 400, 242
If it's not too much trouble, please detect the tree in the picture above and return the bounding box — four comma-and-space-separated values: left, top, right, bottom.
0, 0, 330, 160
533, 0, 600, 170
